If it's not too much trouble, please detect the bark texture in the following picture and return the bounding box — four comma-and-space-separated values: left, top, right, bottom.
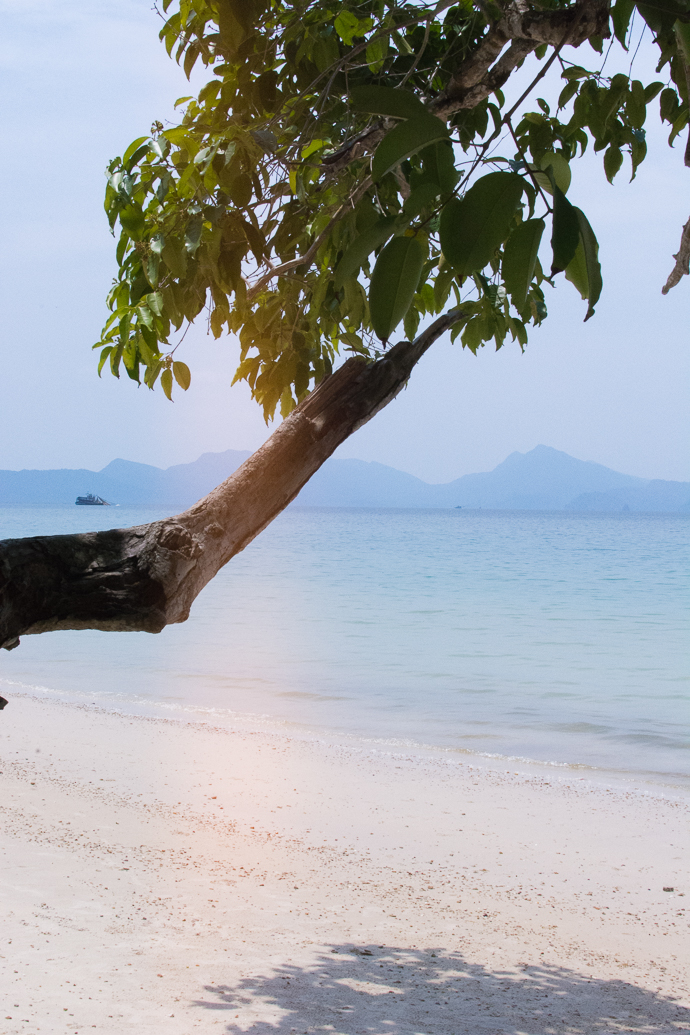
0, 311, 465, 651
662, 214, 690, 294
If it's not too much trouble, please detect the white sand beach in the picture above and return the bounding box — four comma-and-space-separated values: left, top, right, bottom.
1, 693, 688, 1034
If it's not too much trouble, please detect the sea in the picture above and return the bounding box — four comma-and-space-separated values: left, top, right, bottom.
0, 505, 688, 794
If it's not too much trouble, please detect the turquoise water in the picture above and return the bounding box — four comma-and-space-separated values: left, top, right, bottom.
0, 505, 688, 789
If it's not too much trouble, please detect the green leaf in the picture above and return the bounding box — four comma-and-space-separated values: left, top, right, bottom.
116, 232, 129, 267
403, 305, 421, 340
256, 70, 279, 112
147, 291, 164, 317
301, 138, 328, 160
185, 214, 204, 254
161, 367, 174, 400
565, 238, 589, 300
242, 219, 265, 262
119, 204, 146, 240
97, 346, 113, 376
122, 136, 149, 167
575, 207, 602, 321
531, 152, 571, 195
145, 250, 160, 288
659, 87, 679, 123
369, 235, 427, 342
604, 144, 624, 183
144, 360, 162, 389
150, 137, 170, 159
372, 116, 449, 183
217, 0, 248, 53
644, 81, 664, 102
626, 79, 646, 129
439, 172, 524, 277
350, 85, 428, 120
433, 265, 456, 311
403, 182, 442, 219
550, 184, 580, 274
162, 237, 187, 278
669, 107, 688, 145
392, 29, 414, 55
125, 143, 151, 171
637, 0, 690, 32
173, 360, 191, 390
418, 140, 458, 193
163, 126, 190, 146
365, 37, 387, 72
558, 79, 580, 109
502, 219, 545, 309
138, 303, 154, 330
334, 10, 360, 44
228, 171, 253, 208
334, 217, 400, 289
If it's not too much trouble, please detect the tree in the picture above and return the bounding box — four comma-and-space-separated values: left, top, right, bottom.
0, 0, 688, 651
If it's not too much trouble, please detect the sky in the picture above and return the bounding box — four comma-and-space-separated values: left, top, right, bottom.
0, 0, 688, 484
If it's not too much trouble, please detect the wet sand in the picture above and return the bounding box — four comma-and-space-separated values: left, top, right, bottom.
1, 693, 688, 1034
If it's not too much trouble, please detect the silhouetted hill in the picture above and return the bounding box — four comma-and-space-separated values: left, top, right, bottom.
0, 446, 687, 512
440, 445, 646, 510
0, 450, 251, 506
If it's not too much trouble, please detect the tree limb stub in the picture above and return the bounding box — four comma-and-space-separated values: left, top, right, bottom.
661, 215, 690, 294
0, 310, 466, 652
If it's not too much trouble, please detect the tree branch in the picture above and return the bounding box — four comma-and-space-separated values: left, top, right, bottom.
247, 177, 373, 298
322, 0, 610, 175
661, 214, 690, 294
0, 309, 468, 652
434, 38, 536, 118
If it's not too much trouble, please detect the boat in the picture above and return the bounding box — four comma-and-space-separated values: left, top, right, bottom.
75, 493, 111, 506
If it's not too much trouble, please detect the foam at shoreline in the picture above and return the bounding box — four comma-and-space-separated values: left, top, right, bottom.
3, 672, 688, 801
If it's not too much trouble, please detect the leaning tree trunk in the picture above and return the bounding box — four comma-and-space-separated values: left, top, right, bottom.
0, 311, 464, 651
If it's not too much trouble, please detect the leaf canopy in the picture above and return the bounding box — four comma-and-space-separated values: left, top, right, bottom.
94, 0, 690, 412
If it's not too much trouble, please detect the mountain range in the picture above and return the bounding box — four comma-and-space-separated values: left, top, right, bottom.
0, 445, 687, 512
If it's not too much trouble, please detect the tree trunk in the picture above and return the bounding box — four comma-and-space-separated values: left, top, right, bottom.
0, 311, 464, 651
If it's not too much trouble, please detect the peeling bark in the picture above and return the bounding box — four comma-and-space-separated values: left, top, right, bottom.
0, 310, 466, 651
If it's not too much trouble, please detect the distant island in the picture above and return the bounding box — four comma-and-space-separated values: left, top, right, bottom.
0, 445, 687, 513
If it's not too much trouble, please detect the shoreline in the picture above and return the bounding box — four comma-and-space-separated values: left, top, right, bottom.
3, 678, 689, 802
1, 693, 688, 1034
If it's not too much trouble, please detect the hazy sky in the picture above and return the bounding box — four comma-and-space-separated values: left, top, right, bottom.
0, 0, 688, 483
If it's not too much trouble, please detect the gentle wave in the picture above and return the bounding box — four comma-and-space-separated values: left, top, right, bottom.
4, 673, 688, 799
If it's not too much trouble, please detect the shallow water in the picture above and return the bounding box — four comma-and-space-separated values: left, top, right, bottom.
0, 505, 688, 790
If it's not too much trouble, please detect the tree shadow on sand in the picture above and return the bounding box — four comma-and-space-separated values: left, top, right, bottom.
192, 943, 689, 1034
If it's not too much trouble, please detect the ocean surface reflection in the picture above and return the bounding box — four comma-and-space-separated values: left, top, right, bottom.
0, 506, 687, 789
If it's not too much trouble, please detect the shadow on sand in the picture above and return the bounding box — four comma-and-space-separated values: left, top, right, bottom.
193, 943, 689, 1034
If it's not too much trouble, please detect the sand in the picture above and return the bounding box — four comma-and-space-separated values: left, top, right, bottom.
0, 692, 688, 1034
